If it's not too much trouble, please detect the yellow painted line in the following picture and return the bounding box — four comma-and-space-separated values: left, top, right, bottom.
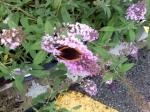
56, 91, 118, 112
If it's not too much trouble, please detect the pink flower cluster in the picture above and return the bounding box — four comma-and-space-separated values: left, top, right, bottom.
126, 1, 147, 21
109, 42, 138, 58
41, 34, 61, 55
80, 79, 98, 96
0, 27, 24, 49
60, 53, 100, 77
64, 22, 99, 42
41, 23, 100, 78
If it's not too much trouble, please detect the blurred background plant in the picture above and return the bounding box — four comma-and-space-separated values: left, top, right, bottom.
0, 0, 150, 111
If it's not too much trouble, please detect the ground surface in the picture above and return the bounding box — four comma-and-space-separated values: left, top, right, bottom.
71, 47, 150, 112
0, 81, 33, 112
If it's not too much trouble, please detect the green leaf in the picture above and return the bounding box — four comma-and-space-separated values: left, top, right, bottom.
100, 31, 113, 44
0, 5, 7, 17
100, 15, 116, 43
30, 41, 41, 50
8, 13, 20, 28
45, 0, 53, 7
100, 26, 116, 31
29, 51, 37, 59
57, 63, 67, 71
28, 64, 43, 70
37, 17, 43, 26
22, 0, 32, 4
20, 16, 29, 28
14, 75, 24, 92
60, 7, 71, 22
58, 108, 69, 112
29, 25, 43, 33
50, 70, 66, 79
129, 30, 136, 41
33, 51, 47, 65
30, 70, 49, 78
52, 0, 62, 9
112, 5, 123, 14
18, 0, 32, 6
72, 105, 82, 110
105, 6, 111, 18
94, 0, 111, 18
102, 72, 115, 82
83, 7, 96, 18
32, 92, 49, 105
145, 0, 150, 17
94, 47, 110, 60
0, 62, 9, 75
44, 20, 54, 34
119, 63, 134, 74
0, 23, 8, 29
8, 19, 17, 28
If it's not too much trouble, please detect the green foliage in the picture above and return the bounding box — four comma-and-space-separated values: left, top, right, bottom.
0, 0, 149, 111
45, 20, 54, 34
145, 0, 150, 18
104, 57, 134, 81
118, 63, 134, 74
29, 70, 49, 78
0, 62, 10, 75
72, 105, 82, 110
102, 72, 115, 83
128, 29, 136, 41
33, 51, 47, 65
14, 75, 24, 92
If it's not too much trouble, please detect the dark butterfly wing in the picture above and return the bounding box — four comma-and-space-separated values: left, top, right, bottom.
57, 47, 82, 61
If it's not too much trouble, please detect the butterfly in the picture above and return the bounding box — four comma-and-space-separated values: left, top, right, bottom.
56, 46, 82, 61
51, 32, 83, 61
43, 46, 82, 70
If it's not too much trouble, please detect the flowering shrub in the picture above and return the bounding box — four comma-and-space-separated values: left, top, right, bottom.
0, 0, 150, 111
41, 23, 100, 79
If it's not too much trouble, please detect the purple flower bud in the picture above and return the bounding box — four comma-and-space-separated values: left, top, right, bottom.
80, 79, 98, 96
109, 42, 138, 58
0, 27, 24, 49
126, 1, 147, 21
65, 22, 99, 42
